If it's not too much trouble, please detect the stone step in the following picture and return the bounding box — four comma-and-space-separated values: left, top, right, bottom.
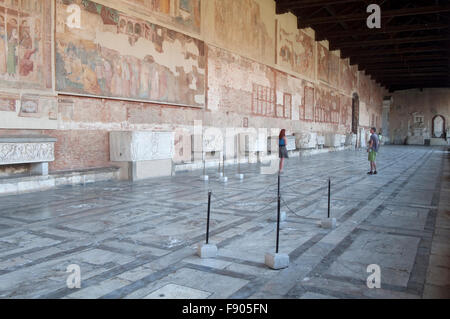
0, 167, 120, 196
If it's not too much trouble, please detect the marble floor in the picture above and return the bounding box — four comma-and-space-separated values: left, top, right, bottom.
0, 145, 448, 299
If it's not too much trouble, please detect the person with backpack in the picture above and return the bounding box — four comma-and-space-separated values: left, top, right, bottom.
367, 127, 379, 175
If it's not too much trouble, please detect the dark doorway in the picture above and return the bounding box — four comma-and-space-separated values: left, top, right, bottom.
352, 93, 359, 134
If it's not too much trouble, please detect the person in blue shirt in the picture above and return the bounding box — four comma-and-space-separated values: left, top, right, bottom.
367, 127, 379, 175
279, 129, 288, 173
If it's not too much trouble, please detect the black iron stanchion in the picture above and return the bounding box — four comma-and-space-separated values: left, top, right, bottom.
278, 173, 281, 197
321, 177, 337, 229
197, 190, 217, 258
276, 194, 281, 254
265, 174, 289, 269
328, 178, 331, 219
206, 190, 211, 244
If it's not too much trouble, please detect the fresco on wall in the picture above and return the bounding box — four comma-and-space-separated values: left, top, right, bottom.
302, 86, 314, 121
277, 24, 314, 79
314, 87, 340, 124
358, 72, 371, 104
209, 0, 275, 65
318, 44, 340, 88
111, 0, 201, 35
207, 44, 275, 115
340, 94, 352, 131
340, 59, 357, 95
56, 0, 205, 107
0, 94, 17, 112
0, 0, 52, 91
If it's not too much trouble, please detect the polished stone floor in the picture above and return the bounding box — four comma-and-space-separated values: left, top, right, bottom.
0, 145, 448, 299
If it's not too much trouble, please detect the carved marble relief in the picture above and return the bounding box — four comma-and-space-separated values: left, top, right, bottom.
0, 142, 55, 165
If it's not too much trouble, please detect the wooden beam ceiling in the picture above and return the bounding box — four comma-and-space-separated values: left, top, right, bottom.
276, 0, 450, 91
296, 5, 450, 28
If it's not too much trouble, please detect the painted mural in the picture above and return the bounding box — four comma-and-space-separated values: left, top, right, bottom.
340, 94, 352, 131
340, 58, 357, 95
56, 0, 205, 107
358, 72, 371, 104
207, 44, 275, 115
314, 87, 340, 124
102, 0, 201, 35
302, 86, 314, 121
206, 0, 275, 66
318, 44, 329, 83
0, 0, 52, 91
329, 53, 339, 88
277, 22, 314, 79
318, 44, 339, 88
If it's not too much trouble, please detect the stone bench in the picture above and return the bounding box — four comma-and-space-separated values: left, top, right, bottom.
0, 135, 57, 176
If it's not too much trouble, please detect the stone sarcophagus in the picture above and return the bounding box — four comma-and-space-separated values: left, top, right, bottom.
317, 135, 325, 148
0, 135, 57, 176
345, 133, 356, 146
110, 131, 174, 180
294, 132, 317, 149
324, 133, 344, 148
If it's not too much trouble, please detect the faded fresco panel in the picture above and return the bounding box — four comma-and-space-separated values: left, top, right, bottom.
277, 17, 314, 80
340, 58, 357, 95
317, 44, 329, 83
276, 71, 303, 120
314, 87, 340, 124
340, 94, 352, 131
55, 0, 205, 107
0, 0, 52, 92
358, 72, 371, 104
301, 85, 314, 121
207, 44, 275, 116
204, 0, 275, 66
96, 0, 201, 35
329, 53, 339, 88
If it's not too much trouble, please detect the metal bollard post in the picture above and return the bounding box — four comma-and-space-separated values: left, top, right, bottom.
328, 178, 331, 219
278, 173, 281, 198
206, 191, 211, 244
276, 195, 281, 254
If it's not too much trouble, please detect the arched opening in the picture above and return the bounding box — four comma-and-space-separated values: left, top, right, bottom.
352, 93, 359, 134
432, 115, 446, 138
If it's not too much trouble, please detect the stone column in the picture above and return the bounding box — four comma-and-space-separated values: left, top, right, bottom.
382, 96, 392, 144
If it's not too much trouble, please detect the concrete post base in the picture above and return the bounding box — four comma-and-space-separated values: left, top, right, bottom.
269, 211, 287, 222
265, 252, 289, 270
218, 172, 224, 178
321, 218, 337, 229
200, 175, 209, 181
197, 243, 218, 259
220, 176, 228, 183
